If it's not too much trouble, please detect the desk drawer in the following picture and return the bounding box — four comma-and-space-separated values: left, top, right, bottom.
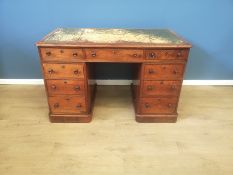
142, 81, 181, 97
43, 63, 84, 79
48, 96, 86, 114
40, 48, 84, 62
85, 49, 143, 61
144, 64, 185, 80
140, 97, 177, 114
145, 49, 188, 60
46, 80, 85, 95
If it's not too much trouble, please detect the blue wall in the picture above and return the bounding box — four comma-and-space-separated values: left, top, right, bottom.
1, 0, 233, 79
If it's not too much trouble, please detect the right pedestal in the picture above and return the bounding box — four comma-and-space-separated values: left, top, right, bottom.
132, 61, 186, 123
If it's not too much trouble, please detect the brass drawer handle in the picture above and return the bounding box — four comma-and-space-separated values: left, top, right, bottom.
177, 52, 182, 57
73, 53, 78, 57
173, 70, 179, 74
51, 85, 56, 89
148, 69, 155, 74
74, 70, 79, 74
54, 103, 59, 108
76, 104, 82, 109
149, 52, 156, 59
91, 52, 96, 57
168, 103, 172, 108
74, 85, 81, 91
48, 69, 54, 74
133, 53, 138, 57
171, 85, 176, 90
145, 103, 150, 108
147, 85, 154, 91
46, 51, 51, 56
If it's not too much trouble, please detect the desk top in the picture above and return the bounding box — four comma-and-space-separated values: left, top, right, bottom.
37, 28, 191, 48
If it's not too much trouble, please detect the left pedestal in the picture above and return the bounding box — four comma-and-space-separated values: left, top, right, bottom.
38, 47, 95, 123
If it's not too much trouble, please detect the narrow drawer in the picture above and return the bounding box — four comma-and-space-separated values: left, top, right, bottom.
85, 49, 144, 62
43, 63, 84, 79
40, 48, 84, 62
46, 80, 85, 95
48, 96, 86, 114
145, 49, 188, 60
142, 81, 181, 97
143, 64, 185, 80
140, 97, 178, 114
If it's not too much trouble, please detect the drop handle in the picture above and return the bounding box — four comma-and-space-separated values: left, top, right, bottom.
147, 85, 154, 91
171, 85, 176, 90
145, 103, 150, 108
51, 85, 56, 89
74, 85, 81, 91
173, 69, 179, 74
54, 103, 59, 108
46, 51, 51, 56
149, 52, 156, 59
73, 53, 78, 57
91, 52, 96, 57
76, 104, 82, 109
48, 69, 54, 74
133, 53, 138, 57
168, 103, 172, 108
73, 70, 79, 74
148, 69, 155, 74
177, 52, 182, 57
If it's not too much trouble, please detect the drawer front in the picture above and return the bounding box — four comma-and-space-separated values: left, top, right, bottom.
142, 81, 181, 97
40, 48, 84, 62
145, 49, 189, 60
85, 49, 144, 61
46, 80, 85, 95
144, 64, 185, 80
140, 97, 177, 114
48, 96, 86, 114
43, 63, 84, 79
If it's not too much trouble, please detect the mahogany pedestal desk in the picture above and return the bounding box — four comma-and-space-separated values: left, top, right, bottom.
36, 28, 192, 123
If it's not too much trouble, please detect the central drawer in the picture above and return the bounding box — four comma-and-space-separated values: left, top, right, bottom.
43, 63, 84, 79
48, 96, 86, 114
46, 80, 85, 95
85, 49, 144, 61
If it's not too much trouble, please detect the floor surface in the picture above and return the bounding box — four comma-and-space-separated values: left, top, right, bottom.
0, 85, 233, 175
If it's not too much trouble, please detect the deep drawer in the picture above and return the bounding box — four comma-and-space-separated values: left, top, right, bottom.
140, 97, 178, 114
48, 96, 86, 114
